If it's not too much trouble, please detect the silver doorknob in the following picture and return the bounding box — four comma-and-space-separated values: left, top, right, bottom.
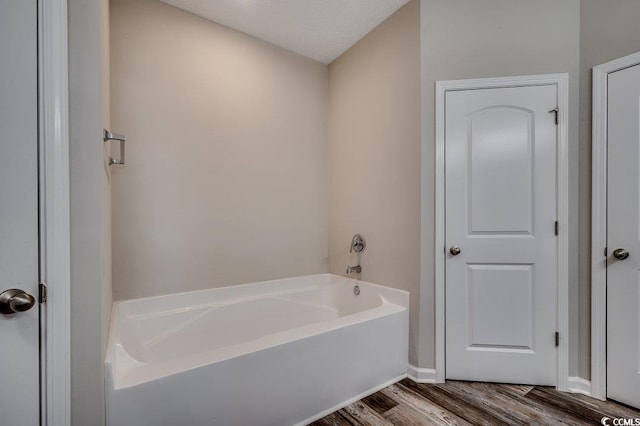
613, 248, 630, 260
0, 289, 36, 315
449, 245, 461, 256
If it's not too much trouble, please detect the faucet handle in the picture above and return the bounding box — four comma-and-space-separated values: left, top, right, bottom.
350, 234, 366, 253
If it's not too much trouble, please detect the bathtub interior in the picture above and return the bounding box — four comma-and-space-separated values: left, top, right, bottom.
107, 274, 409, 389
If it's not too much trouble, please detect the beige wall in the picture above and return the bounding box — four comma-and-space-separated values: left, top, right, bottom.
328, 0, 422, 365
419, 0, 582, 372
68, 0, 112, 424
578, 0, 640, 380
110, 0, 329, 300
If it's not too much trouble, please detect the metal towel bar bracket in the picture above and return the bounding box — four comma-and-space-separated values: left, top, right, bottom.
104, 129, 127, 165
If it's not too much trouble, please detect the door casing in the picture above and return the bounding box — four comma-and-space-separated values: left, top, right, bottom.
39, 0, 71, 424
591, 51, 640, 402
433, 74, 570, 390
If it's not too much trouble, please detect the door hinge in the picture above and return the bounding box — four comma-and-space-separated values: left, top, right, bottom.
549, 107, 559, 125
555, 331, 560, 347
604, 247, 608, 257
554, 221, 559, 236
39, 283, 47, 304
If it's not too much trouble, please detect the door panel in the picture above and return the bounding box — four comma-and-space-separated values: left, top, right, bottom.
607, 62, 640, 409
468, 106, 534, 235
0, 0, 40, 424
467, 264, 534, 350
445, 85, 558, 385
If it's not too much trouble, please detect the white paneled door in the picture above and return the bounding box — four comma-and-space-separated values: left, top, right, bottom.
607, 62, 640, 409
445, 85, 558, 385
0, 0, 41, 424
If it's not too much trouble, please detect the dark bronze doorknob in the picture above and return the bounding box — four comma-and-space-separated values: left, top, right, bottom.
0, 289, 36, 314
612, 248, 630, 260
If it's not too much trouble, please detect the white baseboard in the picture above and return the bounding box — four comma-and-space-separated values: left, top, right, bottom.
567, 376, 591, 396
407, 365, 437, 383
407, 367, 587, 395
295, 374, 407, 426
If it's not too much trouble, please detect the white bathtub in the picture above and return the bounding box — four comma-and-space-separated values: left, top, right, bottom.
105, 274, 409, 426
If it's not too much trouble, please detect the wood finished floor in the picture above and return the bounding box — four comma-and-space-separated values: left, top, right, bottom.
311, 379, 640, 426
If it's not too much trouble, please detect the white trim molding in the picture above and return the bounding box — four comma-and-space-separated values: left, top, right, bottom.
39, 0, 71, 424
568, 377, 592, 397
591, 50, 640, 402
407, 365, 437, 383
433, 74, 570, 390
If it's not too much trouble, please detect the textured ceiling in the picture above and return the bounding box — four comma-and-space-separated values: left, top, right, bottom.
158, 0, 410, 64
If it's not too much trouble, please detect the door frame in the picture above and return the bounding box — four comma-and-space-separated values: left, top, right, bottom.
39, 0, 71, 424
433, 74, 570, 390
591, 51, 640, 401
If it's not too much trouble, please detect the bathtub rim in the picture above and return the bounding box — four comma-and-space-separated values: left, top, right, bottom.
106, 273, 409, 389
